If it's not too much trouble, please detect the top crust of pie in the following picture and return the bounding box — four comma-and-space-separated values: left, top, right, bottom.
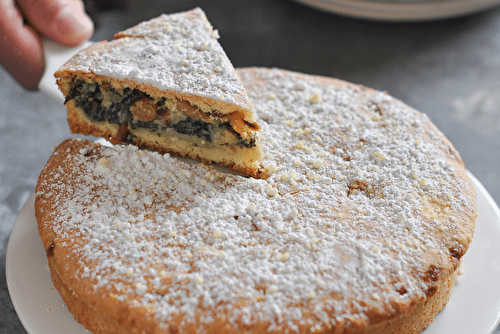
36, 68, 476, 334
54, 8, 259, 139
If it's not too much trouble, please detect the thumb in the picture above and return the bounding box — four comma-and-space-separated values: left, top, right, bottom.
17, 0, 94, 46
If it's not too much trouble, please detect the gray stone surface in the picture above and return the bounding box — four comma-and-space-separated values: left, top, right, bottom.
1, 0, 500, 333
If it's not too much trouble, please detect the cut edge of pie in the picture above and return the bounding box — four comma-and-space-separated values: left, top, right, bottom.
55, 8, 266, 178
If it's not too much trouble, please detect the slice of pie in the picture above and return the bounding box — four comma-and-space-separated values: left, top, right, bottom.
55, 8, 265, 178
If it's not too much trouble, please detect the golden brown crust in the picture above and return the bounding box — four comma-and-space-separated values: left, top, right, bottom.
36, 140, 165, 334
35, 140, 466, 334
367, 267, 460, 334
45, 232, 461, 334
37, 68, 476, 334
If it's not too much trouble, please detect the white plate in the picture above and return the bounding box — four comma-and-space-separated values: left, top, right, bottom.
295, 0, 500, 21
6, 172, 500, 334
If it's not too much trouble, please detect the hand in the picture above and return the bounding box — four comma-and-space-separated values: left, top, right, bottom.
0, 0, 94, 90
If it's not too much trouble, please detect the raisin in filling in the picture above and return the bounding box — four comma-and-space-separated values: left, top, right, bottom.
66, 79, 256, 148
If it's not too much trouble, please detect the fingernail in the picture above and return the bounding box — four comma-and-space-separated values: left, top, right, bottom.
56, 6, 94, 43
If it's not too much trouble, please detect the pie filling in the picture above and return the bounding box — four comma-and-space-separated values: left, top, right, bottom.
65, 78, 256, 148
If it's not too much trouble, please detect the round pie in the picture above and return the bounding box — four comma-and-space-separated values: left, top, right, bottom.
35, 68, 476, 334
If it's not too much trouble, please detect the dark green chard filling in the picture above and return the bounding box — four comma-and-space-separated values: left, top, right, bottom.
66, 78, 256, 148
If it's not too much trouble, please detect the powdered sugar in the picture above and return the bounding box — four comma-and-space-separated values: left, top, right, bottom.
62, 8, 252, 112
37, 68, 476, 332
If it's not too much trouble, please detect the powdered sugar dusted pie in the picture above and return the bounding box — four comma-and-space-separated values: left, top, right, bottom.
36, 68, 476, 334
55, 8, 264, 178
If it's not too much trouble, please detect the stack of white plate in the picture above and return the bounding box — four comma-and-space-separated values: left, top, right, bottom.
295, 0, 500, 21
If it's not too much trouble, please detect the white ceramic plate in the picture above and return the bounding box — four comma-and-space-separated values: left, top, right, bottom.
6, 172, 500, 334
294, 0, 500, 21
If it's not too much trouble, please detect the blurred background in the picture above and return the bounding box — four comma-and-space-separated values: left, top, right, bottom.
1, 0, 500, 332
